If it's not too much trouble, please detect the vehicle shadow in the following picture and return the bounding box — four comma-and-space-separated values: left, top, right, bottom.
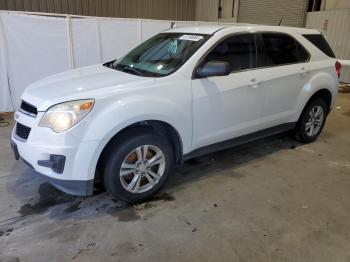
7, 132, 301, 222
169, 132, 300, 188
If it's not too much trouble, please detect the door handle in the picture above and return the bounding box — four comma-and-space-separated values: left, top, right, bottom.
299, 67, 309, 77
248, 78, 262, 88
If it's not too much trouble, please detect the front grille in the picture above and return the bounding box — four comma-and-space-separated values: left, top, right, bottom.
16, 123, 31, 140
20, 100, 37, 117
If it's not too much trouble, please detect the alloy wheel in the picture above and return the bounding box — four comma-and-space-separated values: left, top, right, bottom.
305, 105, 324, 137
119, 145, 166, 193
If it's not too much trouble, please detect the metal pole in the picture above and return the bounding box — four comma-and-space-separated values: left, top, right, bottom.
139, 19, 143, 43
96, 19, 103, 63
67, 14, 75, 69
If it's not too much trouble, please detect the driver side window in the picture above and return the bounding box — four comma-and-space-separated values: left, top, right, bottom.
202, 33, 257, 73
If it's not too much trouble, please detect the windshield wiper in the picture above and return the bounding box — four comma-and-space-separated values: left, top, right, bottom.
122, 66, 144, 76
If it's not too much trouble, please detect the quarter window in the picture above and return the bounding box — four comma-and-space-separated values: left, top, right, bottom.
302, 34, 335, 58
202, 34, 257, 73
259, 33, 309, 67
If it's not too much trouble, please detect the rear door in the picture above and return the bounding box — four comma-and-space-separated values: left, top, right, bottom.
256, 32, 310, 128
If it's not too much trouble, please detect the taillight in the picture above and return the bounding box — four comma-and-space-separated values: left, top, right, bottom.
335, 61, 341, 78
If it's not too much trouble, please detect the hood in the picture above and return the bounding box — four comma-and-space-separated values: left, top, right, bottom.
21, 64, 156, 111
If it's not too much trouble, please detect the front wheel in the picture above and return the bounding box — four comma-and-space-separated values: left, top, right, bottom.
295, 98, 328, 143
103, 129, 173, 203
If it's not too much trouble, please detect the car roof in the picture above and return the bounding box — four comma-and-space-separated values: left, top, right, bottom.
165, 25, 228, 35
164, 23, 320, 35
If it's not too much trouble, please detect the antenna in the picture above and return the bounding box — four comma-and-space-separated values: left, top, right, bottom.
278, 16, 284, 26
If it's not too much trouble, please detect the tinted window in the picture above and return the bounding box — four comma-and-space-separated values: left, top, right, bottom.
303, 34, 336, 58
202, 34, 256, 72
260, 33, 298, 66
259, 33, 310, 67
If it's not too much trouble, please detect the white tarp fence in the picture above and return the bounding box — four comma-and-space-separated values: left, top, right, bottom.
1, 13, 71, 111
0, 14, 12, 111
0, 11, 210, 112
2, 11, 348, 112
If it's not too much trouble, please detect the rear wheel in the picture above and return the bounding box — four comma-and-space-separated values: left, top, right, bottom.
295, 98, 328, 143
103, 129, 173, 203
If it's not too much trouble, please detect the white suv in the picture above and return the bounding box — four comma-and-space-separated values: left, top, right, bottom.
11, 25, 340, 203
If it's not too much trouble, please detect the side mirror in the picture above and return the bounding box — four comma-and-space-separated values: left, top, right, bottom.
195, 61, 230, 79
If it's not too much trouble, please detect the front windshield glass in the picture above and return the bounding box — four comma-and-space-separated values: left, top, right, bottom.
105, 33, 210, 77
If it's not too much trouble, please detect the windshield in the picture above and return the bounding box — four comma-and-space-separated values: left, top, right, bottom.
104, 33, 210, 77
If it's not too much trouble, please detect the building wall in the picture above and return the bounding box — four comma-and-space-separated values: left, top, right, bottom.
195, 0, 238, 23
0, 0, 196, 21
195, 0, 308, 27
196, 0, 219, 21
321, 0, 350, 11
238, 0, 308, 27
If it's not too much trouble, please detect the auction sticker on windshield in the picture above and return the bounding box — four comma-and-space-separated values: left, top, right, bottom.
179, 35, 204, 41
168, 40, 178, 54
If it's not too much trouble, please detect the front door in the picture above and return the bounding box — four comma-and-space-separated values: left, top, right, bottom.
191, 33, 264, 149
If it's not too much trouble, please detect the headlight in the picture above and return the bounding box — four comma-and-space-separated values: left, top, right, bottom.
39, 99, 94, 133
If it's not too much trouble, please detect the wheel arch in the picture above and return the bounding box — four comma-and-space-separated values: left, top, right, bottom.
312, 89, 332, 111
94, 120, 184, 185
304, 88, 332, 114
296, 88, 332, 127
302, 69, 337, 114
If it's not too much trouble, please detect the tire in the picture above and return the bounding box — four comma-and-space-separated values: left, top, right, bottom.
295, 98, 328, 143
103, 128, 174, 203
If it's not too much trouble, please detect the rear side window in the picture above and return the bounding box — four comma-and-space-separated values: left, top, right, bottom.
302, 34, 336, 58
202, 33, 256, 72
258, 33, 309, 67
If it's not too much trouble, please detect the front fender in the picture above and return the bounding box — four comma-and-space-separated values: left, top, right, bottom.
69, 89, 192, 180
85, 96, 191, 145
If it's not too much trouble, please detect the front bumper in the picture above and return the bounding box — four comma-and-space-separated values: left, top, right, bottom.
11, 111, 99, 196
11, 138, 94, 196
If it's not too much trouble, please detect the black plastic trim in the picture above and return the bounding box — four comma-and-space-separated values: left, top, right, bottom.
18, 108, 37, 118
10, 140, 20, 160
43, 177, 94, 196
38, 154, 66, 174
20, 100, 38, 117
23, 158, 92, 196
15, 122, 31, 141
183, 122, 296, 160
